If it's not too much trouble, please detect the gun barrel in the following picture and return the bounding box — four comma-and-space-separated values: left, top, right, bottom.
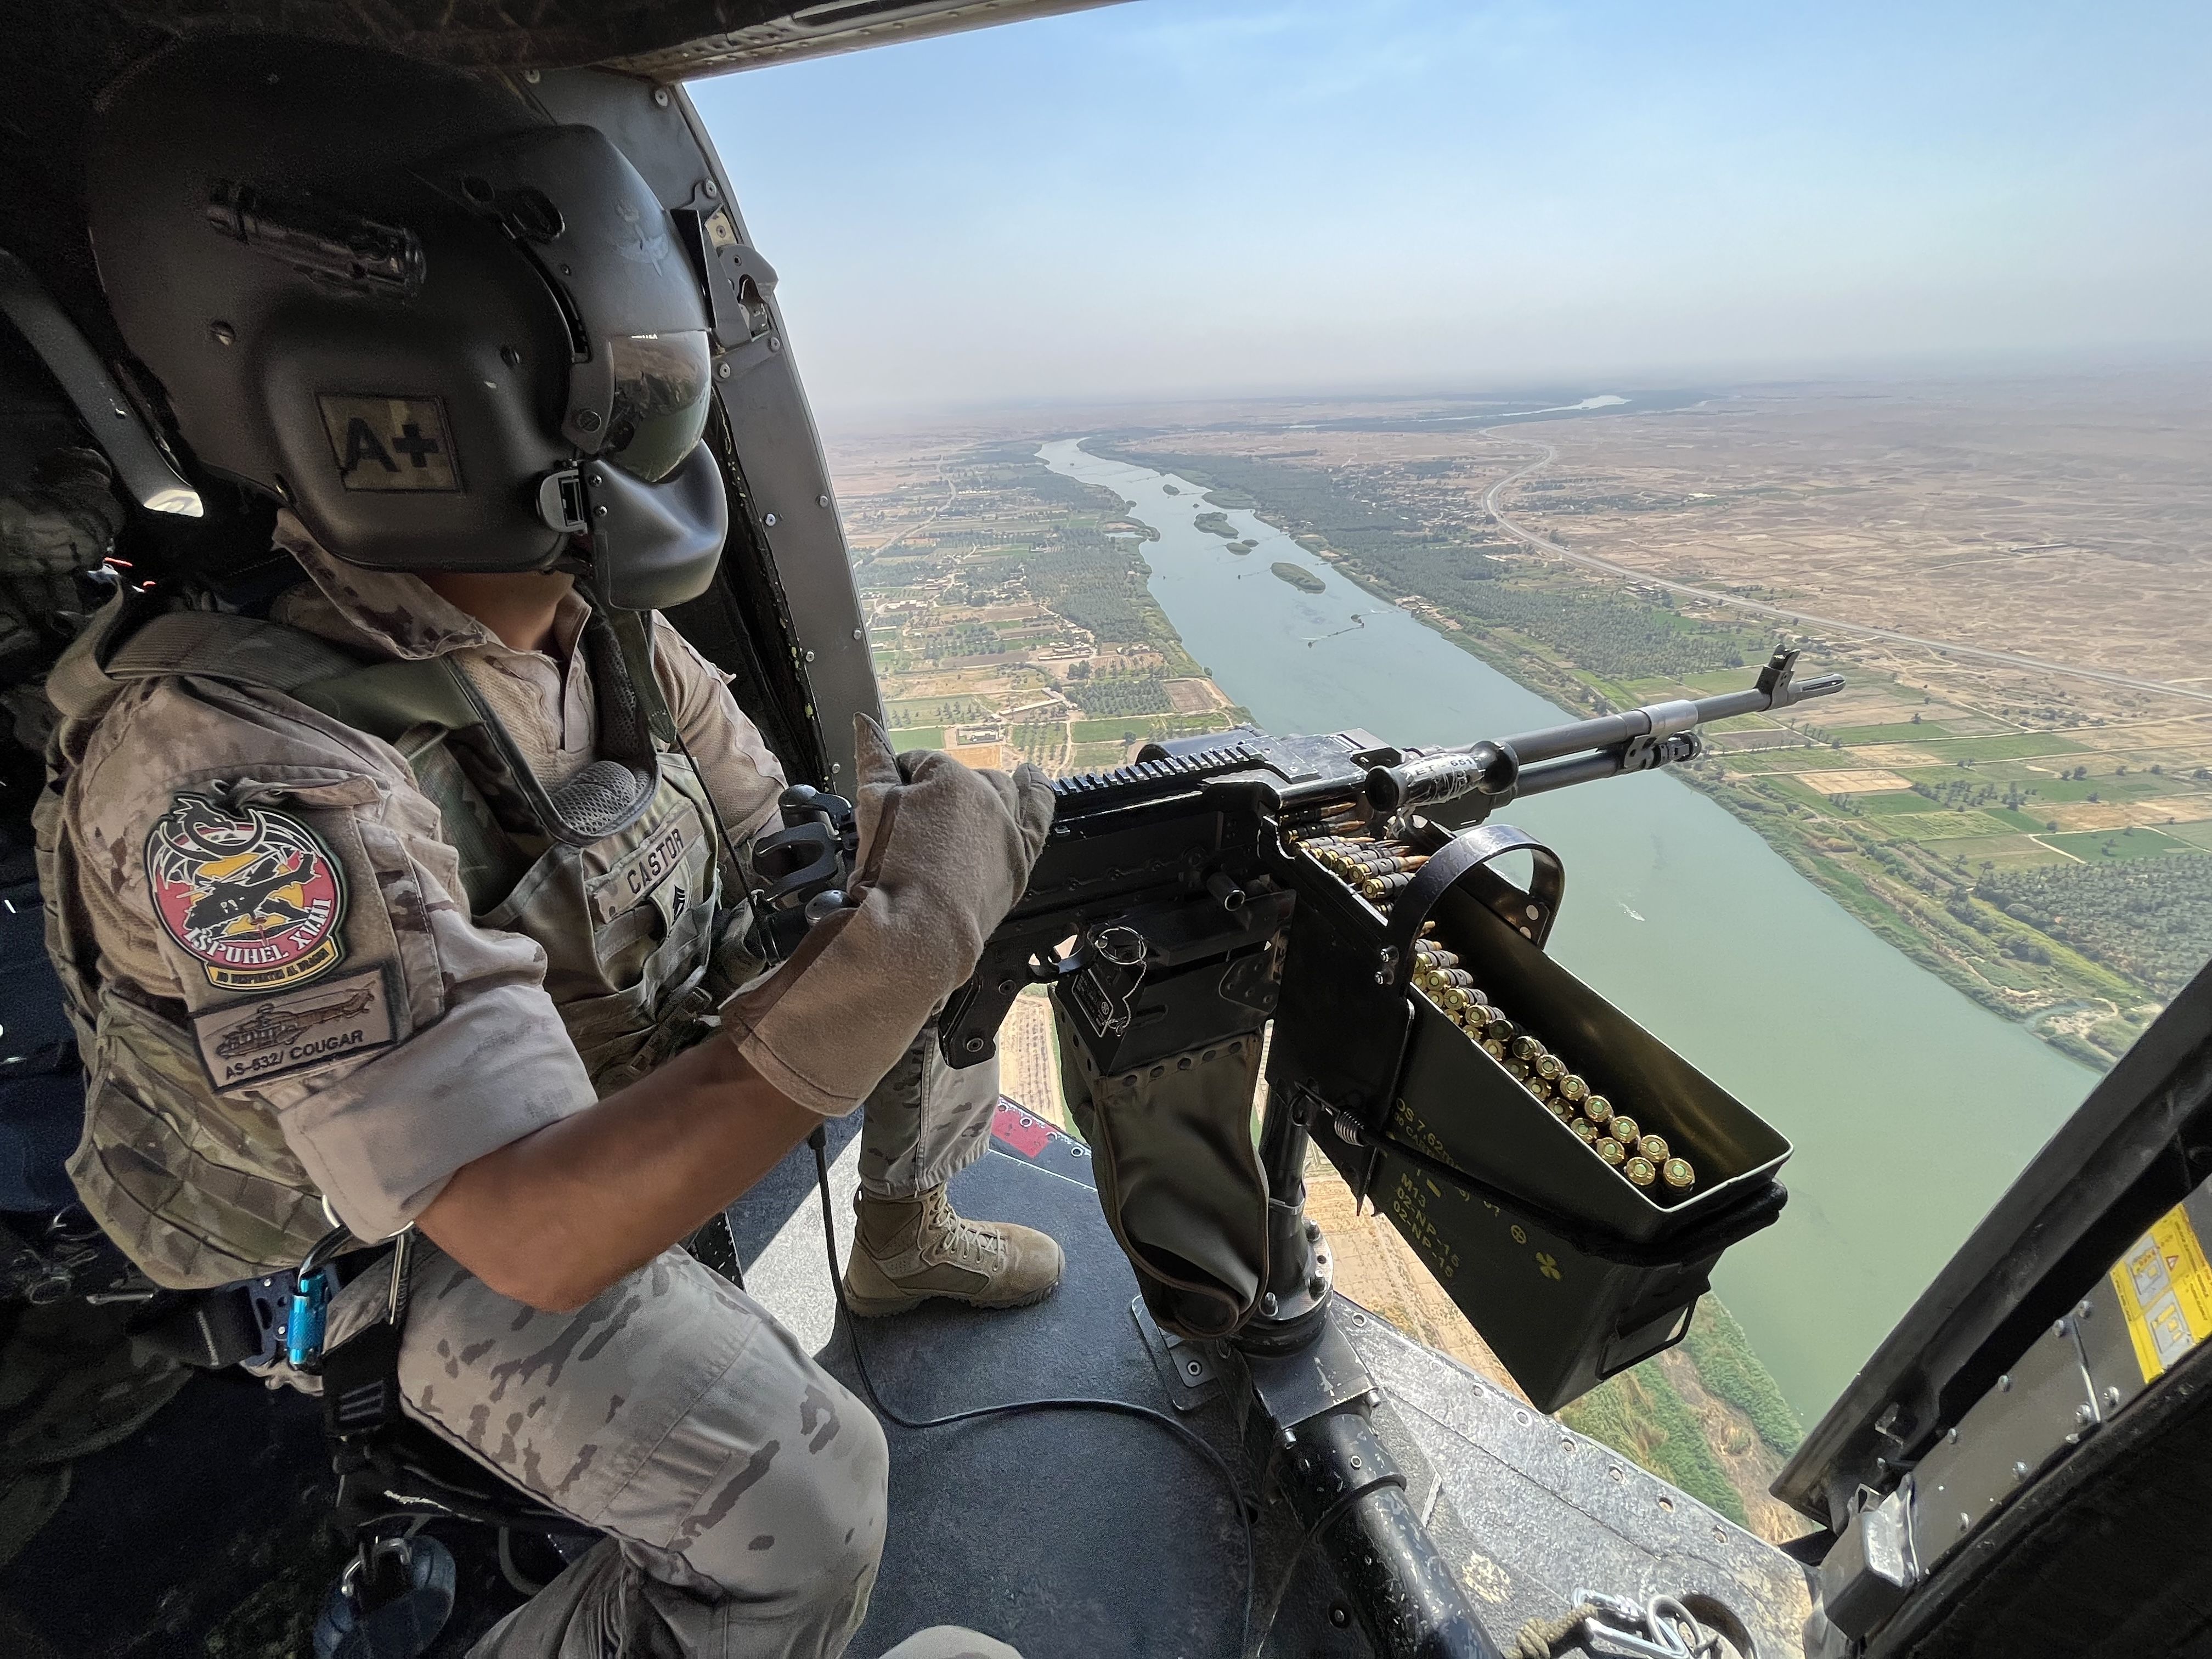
1510, 732, 1703, 800
1365, 649, 1842, 814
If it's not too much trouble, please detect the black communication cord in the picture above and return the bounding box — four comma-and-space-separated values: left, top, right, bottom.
806, 1127, 1258, 1659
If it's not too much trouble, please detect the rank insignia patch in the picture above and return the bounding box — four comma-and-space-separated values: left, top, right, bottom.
193, 968, 396, 1094
317, 393, 461, 492
146, 794, 347, 991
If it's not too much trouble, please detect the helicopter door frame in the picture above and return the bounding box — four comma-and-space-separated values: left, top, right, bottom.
524, 67, 884, 793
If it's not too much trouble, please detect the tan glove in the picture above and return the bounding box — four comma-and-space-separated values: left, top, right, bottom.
719, 715, 1053, 1115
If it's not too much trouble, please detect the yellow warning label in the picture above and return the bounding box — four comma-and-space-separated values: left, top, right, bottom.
2111, 1200, 2212, 1384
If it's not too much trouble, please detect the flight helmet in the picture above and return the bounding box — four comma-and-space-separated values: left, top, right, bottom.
85, 37, 727, 610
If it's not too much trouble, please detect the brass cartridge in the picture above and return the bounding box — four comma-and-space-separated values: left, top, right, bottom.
1595, 1137, 1627, 1166
1607, 1116, 1640, 1149
1533, 1053, 1566, 1082
1637, 1135, 1669, 1163
1484, 1018, 1518, 1047
1582, 1095, 1614, 1127
1558, 1074, 1590, 1105
1571, 1117, 1600, 1143
1623, 1156, 1657, 1188
1662, 1158, 1695, 1189
1351, 854, 1429, 876
1509, 1034, 1545, 1063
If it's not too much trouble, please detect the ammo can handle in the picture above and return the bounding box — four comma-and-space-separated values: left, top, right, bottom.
1383, 821, 1565, 978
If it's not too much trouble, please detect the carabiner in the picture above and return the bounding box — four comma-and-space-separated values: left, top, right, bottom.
287, 1224, 353, 1373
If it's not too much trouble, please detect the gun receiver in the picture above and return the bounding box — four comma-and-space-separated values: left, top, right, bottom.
940, 644, 1841, 1069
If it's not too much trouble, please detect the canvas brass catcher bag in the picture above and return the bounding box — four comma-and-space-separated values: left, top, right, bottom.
1052, 1009, 1269, 1340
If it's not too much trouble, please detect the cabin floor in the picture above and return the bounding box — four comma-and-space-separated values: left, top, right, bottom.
0, 1106, 1810, 1658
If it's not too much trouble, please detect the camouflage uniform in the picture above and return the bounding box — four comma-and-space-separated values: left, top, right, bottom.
35, 517, 1002, 1656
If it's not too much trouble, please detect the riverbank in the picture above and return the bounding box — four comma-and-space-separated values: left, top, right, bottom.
1083, 436, 2184, 1070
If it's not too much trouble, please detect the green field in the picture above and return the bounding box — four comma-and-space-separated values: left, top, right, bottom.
1828, 721, 1956, 743
1878, 811, 2021, 840
887, 696, 994, 725
1848, 791, 1940, 815
2043, 827, 2199, 862
1909, 734, 2095, 763
2005, 774, 2187, 803
1708, 747, 1866, 773
1068, 711, 1248, 744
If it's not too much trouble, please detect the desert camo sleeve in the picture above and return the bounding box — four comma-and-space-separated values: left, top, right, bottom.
70, 672, 600, 1244
651, 613, 787, 842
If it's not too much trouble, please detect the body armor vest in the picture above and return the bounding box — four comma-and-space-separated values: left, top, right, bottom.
36, 596, 761, 1286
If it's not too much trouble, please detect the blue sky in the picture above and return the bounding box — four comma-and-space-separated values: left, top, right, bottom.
689, 1, 2212, 413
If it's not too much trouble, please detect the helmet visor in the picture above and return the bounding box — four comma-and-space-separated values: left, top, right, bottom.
603, 331, 713, 483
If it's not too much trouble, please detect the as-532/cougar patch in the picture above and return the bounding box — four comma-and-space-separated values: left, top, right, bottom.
192, 968, 396, 1094
146, 793, 347, 991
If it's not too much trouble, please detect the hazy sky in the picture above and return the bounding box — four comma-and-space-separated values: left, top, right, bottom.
689, 0, 2212, 413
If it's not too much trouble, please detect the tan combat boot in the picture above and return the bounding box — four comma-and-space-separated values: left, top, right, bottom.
843, 1185, 1064, 1317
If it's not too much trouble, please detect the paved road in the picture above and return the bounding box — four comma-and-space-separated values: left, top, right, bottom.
1477, 436, 2212, 707
865, 462, 957, 557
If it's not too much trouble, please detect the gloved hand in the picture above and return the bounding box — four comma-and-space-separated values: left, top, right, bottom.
718, 715, 1053, 1115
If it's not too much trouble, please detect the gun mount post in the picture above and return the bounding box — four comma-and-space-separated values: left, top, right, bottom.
1235, 1077, 1503, 1659
1243, 1080, 1335, 1356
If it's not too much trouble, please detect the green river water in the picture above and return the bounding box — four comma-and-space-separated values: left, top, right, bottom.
1040, 438, 2095, 1423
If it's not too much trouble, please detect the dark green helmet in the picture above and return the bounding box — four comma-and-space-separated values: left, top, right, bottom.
87, 37, 727, 609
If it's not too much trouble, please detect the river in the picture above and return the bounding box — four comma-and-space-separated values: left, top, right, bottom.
1039, 437, 2094, 1421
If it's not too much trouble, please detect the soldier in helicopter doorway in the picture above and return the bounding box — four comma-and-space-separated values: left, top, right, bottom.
37, 37, 1057, 1659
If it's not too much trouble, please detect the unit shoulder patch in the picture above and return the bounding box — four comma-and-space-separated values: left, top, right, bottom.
191, 968, 397, 1095
146, 792, 348, 991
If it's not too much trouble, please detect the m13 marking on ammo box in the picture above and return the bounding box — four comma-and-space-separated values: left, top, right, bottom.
193, 967, 397, 1094
318, 394, 462, 492
2111, 1200, 2212, 1383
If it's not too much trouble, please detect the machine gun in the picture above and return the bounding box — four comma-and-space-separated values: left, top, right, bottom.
938, 645, 1840, 1659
